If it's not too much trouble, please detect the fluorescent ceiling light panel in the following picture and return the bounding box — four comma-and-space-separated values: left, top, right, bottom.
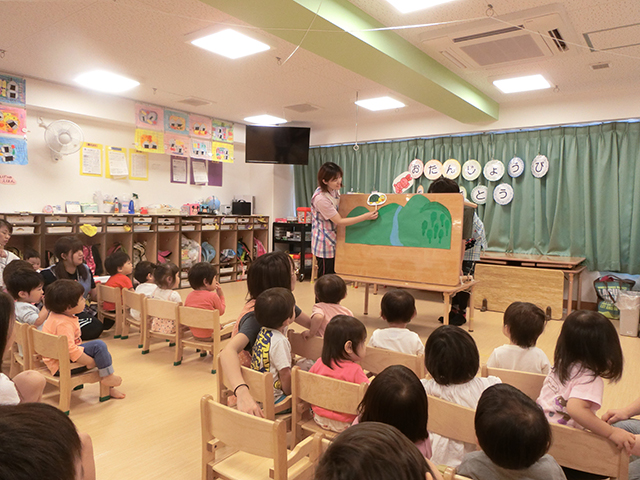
244, 115, 287, 125
385, 0, 456, 14
355, 96, 406, 111
493, 74, 551, 93
74, 70, 140, 93
191, 29, 270, 59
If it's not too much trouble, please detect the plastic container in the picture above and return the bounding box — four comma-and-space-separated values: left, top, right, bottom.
296, 207, 311, 223
617, 291, 640, 337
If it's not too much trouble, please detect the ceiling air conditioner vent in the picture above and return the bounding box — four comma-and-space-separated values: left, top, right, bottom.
548, 28, 568, 52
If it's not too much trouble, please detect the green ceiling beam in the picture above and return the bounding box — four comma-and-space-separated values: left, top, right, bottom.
200, 0, 499, 123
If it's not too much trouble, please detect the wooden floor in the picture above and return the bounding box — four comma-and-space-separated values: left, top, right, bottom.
31, 281, 640, 479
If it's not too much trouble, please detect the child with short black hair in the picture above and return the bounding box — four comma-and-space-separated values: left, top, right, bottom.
43, 279, 125, 399
0, 219, 18, 290
309, 315, 369, 432
149, 263, 182, 334
184, 262, 226, 340
368, 289, 423, 355
24, 248, 41, 271
422, 325, 501, 467
103, 251, 133, 311
5, 267, 48, 328
129, 261, 156, 321
487, 302, 551, 374
250, 287, 296, 400
304, 274, 353, 339
458, 384, 565, 480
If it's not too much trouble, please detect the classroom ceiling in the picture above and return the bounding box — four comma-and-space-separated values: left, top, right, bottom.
0, 0, 639, 134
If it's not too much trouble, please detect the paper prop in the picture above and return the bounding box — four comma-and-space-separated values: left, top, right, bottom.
423, 159, 443, 180
0, 136, 27, 165
392, 171, 414, 193
212, 141, 233, 162
212, 120, 234, 143
164, 110, 189, 134
0, 74, 25, 106
531, 155, 549, 178
165, 133, 190, 157
135, 129, 164, 153
471, 185, 488, 205
409, 159, 424, 179
416, 184, 424, 194
106, 146, 128, 178
0, 106, 26, 136
80, 143, 102, 176
442, 158, 461, 179
189, 115, 211, 137
135, 104, 164, 131
191, 138, 212, 159
129, 150, 148, 181
171, 156, 188, 183
493, 183, 514, 205
460, 185, 467, 199
367, 192, 387, 208
462, 159, 482, 181
508, 157, 525, 178
483, 160, 505, 182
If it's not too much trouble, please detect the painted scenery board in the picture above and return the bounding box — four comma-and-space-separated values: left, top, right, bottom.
336, 193, 464, 286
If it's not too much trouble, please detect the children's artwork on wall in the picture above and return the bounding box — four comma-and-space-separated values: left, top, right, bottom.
471, 185, 488, 205
0, 136, 27, 165
164, 110, 189, 134
508, 157, 525, 178
135, 104, 164, 131
442, 159, 461, 179
135, 129, 165, 154
392, 171, 414, 193
191, 138, 211, 159
189, 115, 211, 137
80, 143, 102, 176
483, 160, 505, 182
129, 150, 148, 181
493, 183, 514, 205
0, 174, 16, 184
423, 159, 443, 180
211, 121, 234, 143
409, 158, 423, 179
462, 159, 482, 181
531, 155, 549, 178
0, 106, 26, 136
170, 156, 188, 184
212, 141, 233, 163
0, 74, 26, 107
165, 133, 190, 157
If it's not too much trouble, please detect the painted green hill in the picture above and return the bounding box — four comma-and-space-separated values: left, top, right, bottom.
345, 203, 398, 246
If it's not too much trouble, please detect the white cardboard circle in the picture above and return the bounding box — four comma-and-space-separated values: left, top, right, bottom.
462, 159, 482, 181
531, 155, 549, 178
460, 185, 467, 199
483, 159, 505, 182
442, 158, 461, 179
423, 159, 443, 180
409, 159, 424, 179
508, 157, 525, 178
471, 185, 489, 205
493, 183, 514, 205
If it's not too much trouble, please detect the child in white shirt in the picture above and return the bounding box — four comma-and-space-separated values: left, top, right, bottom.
130, 261, 157, 321
5, 267, 48, 330
368, 289, 423, 355
487, 302, 551, 375
304, 274, 352, 338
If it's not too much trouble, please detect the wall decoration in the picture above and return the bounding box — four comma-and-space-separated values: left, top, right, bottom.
170, 156, 188, 184
212, 141, 233, 162
0, 74, 26, 107
129, 150, 148, 181
531, 154, 549, 178
189, 114, 211, 137
460, 185, 467, 199
471, 185, 488, 205
423, 159, 443, 180
208, 159, 223, 187
508, 156, 525, 178
0, 175, 16, 184
191, 138, 211, 159
493, 183, 514, 205
106, 146, 129, 178
135, 129, 164, 153
190, 159, 208, 185
392, 171, 414, 193
212, 120, 234, 143
80, 143, 102, 176
442, 158, 461, 179
483, 159, 505, 182
0, 106, 26, 136
164, 110, 189, 134
0, 136, 27, 165
165, 133, 190, 157
462, 159, 482, 181
409, 158, 424, 179
135, 104, 164, 131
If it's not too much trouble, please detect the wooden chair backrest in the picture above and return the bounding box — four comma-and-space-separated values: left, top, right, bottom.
123, 289, 144, 313
441, 467, 472, 480
426, 395, 477, 446
480, 364, 546, 401
97, 283, 121, 304
287, 330, 323, 361
12, 321, 31, 366
549, 423, 629, 479
29, 328, 77, 378
360, 345, 425, 378
145, 297, 179, 320
291, 366, 367, 416
178, 305, 219, 330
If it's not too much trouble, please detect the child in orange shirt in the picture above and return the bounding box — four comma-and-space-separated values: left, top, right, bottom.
184, 262, 226, 340
102, 251, 133, 311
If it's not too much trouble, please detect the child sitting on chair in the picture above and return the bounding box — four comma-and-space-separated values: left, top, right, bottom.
303, 274, 353, 339
250, 287, 295, 401
184, 262, 226, 340
130, 261, 156, 321
368, 289, 423, 355
43, 279, 125, 399
487, 302, 551, 375
102, 251, 133, 311
458, 384, 566, 480
5, 266, 48, 329
149, 263, 181, 334
23, 248, 42, 272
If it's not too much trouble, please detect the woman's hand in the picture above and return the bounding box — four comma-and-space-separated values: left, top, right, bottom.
364, 210, 378, 221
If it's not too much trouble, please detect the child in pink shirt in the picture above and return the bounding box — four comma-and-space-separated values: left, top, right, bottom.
184, 262, 226, 340
304, 274, 352, 338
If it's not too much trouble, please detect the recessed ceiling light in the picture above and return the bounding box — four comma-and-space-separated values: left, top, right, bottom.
355, 96, 406, 111
74, 70, 140, 93
493, 74, 551, 94
385, 0, 456, 14
244, 115, 287, 125
191, 29, 270, 60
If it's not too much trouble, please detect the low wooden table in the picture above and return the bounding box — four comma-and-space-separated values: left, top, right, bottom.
339, 274, 478, 331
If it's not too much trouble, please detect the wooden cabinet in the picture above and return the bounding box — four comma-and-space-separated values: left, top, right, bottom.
272, 222, 312, 281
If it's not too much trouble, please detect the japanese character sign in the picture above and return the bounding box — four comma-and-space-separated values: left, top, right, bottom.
462, 160, 482, 181
423, 159, 443, 180
409, 158, 424, 179
483, 160, 505, 182
508, 157, 525, 178
493, 183, 514, 205
531, 155, 549, 178
442, 159, 461, 179
471, 185, 489, 205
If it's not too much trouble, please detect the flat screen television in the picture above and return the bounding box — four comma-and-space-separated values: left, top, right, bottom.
245, 125, 310, 165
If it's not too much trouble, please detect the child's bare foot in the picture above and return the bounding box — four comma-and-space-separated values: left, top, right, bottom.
109, 387, 125, 399
101, 374, 122, 388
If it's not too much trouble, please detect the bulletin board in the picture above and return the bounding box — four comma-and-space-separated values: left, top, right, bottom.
335, 193, 464, 286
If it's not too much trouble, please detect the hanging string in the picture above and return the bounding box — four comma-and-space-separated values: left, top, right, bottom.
353, 92, 360, 152
281, 0, 324, 66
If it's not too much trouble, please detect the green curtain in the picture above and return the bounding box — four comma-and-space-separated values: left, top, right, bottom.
294, 121, 640, 273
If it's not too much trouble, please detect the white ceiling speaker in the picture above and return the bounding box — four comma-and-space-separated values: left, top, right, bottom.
38, 118, 84, 161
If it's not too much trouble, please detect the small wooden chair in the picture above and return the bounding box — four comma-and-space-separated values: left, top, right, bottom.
201, 394, 324, 480
480, 364, 546, 401
10, 321, 32, 377
426, 395, 478, 446
29, 328, 110, 414
439, 466, 472, 480
360, 345, 425, 378
287, 330, 323, 364
121, 289, 145, 347
141, 297, 180, 356
96, 283, 124, 338
176, 306, 232, 372
291, 366, 368, 446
